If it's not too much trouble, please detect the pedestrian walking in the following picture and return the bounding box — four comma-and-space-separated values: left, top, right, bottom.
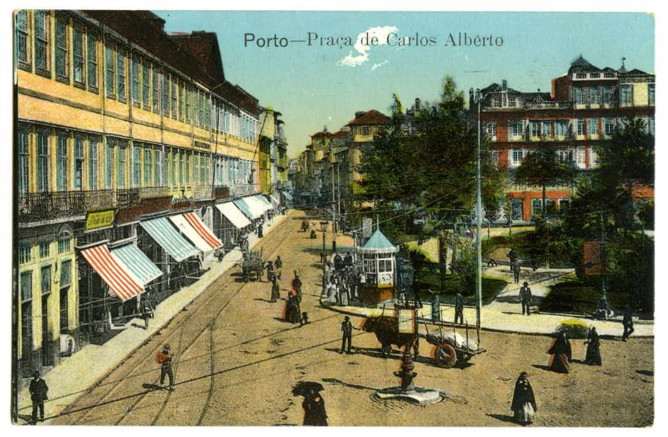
584, 327, 602, 365
29, 370, 48, 424
156, 344, 175, 390
141, 299, 153, 329
512, 259, 521, 284
334, 253, 343, 271
511, 372, 537, 426
507, 248, 518, 268
519, 282, 532, 316
270, 277, 280, 302
622, 306, 635, 341
275, 256, 283, 279
302, 388, 328, 426
340, 316, 353, 354
344, 251, 353, 267
547, 331, 572, 373
292, 271, 302, 295
454, 292, 464, 324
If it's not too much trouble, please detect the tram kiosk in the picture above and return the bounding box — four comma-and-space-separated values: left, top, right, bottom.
357, 228, 399, 305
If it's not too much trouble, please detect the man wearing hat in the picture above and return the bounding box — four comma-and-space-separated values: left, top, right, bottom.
156, 344, 175, 390
519, 282, 533, 316
340, 316, 353, 354
29, 370, 48, 423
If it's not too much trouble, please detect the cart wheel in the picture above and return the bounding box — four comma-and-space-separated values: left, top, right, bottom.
381, 344, 392, 357
434, 343, 457, 368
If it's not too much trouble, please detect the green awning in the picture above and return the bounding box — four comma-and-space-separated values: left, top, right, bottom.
111, 243, 163, 285
140, 217, 201, 262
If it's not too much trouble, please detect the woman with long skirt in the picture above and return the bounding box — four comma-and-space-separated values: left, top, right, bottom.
547, 331, 572, 373
511, 372, 537, 426
584, 327, 602, 365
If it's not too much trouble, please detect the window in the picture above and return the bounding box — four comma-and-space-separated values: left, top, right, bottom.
116, 142, 126, 188
604, 118, 616, 136
88, 138, 98, 190
37, 130, 49, 192
531, 199, 543, 216
590, 87, 601, 104
19, 242, 31, 264
87, 33, 98, 91
649, 117, 655, 136
590, 72, 600, 79
509, 120, 523, 138
557, 149, 574, 163
116, 49, 126, 101
573, 87, 583, 104
74, 136, 84, 189
511, 199, 523, 221
555, 120, 568, 137
186, 86, 192, 123
620, 84, 633, 106
15, 10, 30, 67
602, 87, 614, 105
171, 76, 178, 119
18, 128, 29, 195
41, 265, 52, 295
179, 81, 185, 121
34, 10, 50, 74
105, 45, 115, 98
56, 134, 69, 191
588, 118, 598, 136
179, 150, 185, 185
58, 237, 71, 253
156, 147, 163, 186
575, 72, 586, 79
577, 147, 586, 168
20, 271, 32, 302
511, 149, 524, 164
105, 140, 114, 189
60, 260, 71, 292
508, 95, 517, 107
39, 241, 50, 258
55, 15, 69, 81
604, 72, 616, 78
143, 147, 151, 186
73, 25, 85, 85
649, 83, 655, 106
152, 66, 159, 113
541, 121, 553, 137
161, 73, 169, 116
132, 145, 141, 187
378, 258, 392, 273
142, 62, 150, 109
577, 119, 585, 136
484, 122, 496, 139
131, 54, 140, 105
185, 152, 191, 183
530, 121, 540, 137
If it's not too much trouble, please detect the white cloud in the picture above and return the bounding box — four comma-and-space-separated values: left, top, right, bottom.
371, 60, 389, 71
338, 25, 398, 67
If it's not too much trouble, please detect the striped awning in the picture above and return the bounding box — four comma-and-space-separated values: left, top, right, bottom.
234, 198, 260, 220
140, 217, 201, 262
216, 201, 252, 229
169, 214, 214, 253
184, 212, 223, 250
81, 244, 143, 302
111, 243, 162, 285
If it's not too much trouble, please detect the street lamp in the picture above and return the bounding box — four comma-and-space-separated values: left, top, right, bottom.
471, 88, 484, 337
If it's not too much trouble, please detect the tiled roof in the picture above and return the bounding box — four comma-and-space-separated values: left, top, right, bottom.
568, 55, 601, 74
347, 109, 391, 126
168, 31, 225, 84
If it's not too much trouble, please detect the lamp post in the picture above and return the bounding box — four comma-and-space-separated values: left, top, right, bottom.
320, 221, 329, 295
471, 88, 484, 336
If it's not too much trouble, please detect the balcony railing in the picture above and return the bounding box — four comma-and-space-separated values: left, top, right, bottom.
18, 190, 115, 222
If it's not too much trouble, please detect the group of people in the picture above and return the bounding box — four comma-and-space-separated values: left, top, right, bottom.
547, 327, 603, 373
321, 252, 358, 306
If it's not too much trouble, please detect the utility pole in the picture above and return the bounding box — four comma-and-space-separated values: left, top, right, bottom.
474, 88, 484, 338
600, 211, 607, 299
331, 164, 337, 253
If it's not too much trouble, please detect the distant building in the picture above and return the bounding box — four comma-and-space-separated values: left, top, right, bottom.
474, 55, 655, 222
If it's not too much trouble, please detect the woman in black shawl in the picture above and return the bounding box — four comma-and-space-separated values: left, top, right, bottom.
584, 327, 602, 365
511, 372, 537, 425
302, 388, 328, 426
270, 277, 280, 302
548, 331, 572, 373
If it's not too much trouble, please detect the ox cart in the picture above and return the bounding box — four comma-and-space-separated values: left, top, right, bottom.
238, 250, 264, 282
362, 304, 485, 368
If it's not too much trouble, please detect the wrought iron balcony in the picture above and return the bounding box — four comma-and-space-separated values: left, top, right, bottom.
17, 190, 113, 222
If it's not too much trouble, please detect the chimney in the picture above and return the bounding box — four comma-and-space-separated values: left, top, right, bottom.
502, 79, 507, 90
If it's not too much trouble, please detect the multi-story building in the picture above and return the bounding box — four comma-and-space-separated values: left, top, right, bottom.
13, 10, 263, 378
258, 107, 289, 194
474, 56, 655, 222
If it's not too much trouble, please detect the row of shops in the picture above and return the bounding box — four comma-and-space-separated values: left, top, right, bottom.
17, 191, 285, 379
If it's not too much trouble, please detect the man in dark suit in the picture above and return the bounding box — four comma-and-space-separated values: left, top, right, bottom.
340, 316, 353, 354
29, 370, 48, 423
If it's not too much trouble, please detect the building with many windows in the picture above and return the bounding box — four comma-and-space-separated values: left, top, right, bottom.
14, 10, 265, 379
474, 56, 655, 222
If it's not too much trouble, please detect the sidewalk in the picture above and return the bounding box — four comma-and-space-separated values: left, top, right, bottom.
17, 212, 289, 422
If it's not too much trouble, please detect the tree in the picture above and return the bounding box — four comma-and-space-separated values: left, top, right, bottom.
356, 76, 505, 289
514, 148, 577, 218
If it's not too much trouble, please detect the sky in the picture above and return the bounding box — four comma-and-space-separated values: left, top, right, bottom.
156, 11, 654, 158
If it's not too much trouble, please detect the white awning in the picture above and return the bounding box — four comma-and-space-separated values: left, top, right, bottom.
216, 202, 252, 229
169, 214, 214, 253
244, 196, 269, 217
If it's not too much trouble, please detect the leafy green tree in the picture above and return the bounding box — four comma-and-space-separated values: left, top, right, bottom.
514, 148, 578, 218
